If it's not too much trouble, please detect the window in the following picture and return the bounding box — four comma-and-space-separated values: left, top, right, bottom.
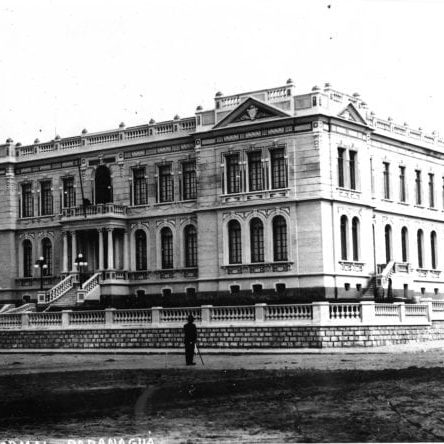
273, 216, 288, 261
23, 240, 32, 278
401, 227, 408, 262
349, 151, 357, 190
228, 220, 242, 264
276, 283, 286, 294
417, 229, 424, 268
182, 161, 197, 200
159, 165, 173, 203
186, 287, 196, 298
383, 162, 390, 199
22, 183, 33, 218
429, 173, 435, 208
184, 225, 197, 268
270, 148, 287, 189
252, 284, 263, 294
370, 157, 375, 195
135, 230, 147, 270
250, 218, 264, 263
230, 285, 240, 295
442, 177, 444, 210
133, 168, 147, 206
42, 238, 52, 276
63, 178, 75, 208
226, 154, 240, 194
248, 151, 263, 191
399, 166, 406, 202
161, 227, 173, 269
40, 181, 53, 216
340, 215, 348, 260
385, 225, 392, 263
431, 231, 437, 270
352, 217, 359, 261
338, 148, 345, 187
415, 170, 422, 205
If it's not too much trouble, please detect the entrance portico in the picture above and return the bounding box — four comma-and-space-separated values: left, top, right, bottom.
61, 226, 129, 276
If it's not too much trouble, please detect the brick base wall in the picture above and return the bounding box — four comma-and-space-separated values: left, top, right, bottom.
1, 323, 444, 350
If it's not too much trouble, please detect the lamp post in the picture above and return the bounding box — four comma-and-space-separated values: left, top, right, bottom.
75, 253, 88, 289
34, 256, 48, 291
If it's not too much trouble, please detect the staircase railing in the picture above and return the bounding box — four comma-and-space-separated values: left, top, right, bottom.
41, 274, 75, 305
77, 272, 101, 303
376, 261, 395, 288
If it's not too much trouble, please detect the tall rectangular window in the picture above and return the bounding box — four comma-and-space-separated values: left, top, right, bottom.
399, 166, 406, 202
63, 178, 75, 208
349, 150, 357, 190
159, 165, 173, 202
415, 170, 422, 205
429, 173, 435, 208
248, 151, 263, 191
442, 177, 444, 210
270, 148, 287, 189
40, 181, 53, 216
370, 157, 374, 195
338, 148, 345, 187
22, 183, 33, 218
383, 162, 390, 199
226, 154, 240, 194
133, 167, 147, 206
182, 161, 196, 200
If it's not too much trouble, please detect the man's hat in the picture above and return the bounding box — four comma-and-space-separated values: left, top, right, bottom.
187, 314, 194, 322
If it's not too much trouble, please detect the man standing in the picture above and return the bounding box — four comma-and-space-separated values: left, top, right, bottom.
183, 314, 197, 365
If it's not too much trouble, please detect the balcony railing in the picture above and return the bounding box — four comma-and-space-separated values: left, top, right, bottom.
61, 204, 128, 218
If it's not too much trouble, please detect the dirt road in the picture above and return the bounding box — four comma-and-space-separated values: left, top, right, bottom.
1, 347, 444, 442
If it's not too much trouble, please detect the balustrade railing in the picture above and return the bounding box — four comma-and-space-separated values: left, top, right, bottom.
210, 306, 255, 322
44, 274, 75, 304
329, 303, 361, 320
61, 203, 127, 218
1, 301, 442, 330
374, 304, 399, 317
265, 304, 312, 321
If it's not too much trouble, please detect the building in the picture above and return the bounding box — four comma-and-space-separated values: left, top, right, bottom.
1, 79, 443, 306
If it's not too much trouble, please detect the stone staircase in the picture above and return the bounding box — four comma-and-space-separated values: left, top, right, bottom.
49, 286, 79, 308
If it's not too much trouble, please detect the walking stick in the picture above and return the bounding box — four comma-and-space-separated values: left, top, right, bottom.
195, 342, 204, 366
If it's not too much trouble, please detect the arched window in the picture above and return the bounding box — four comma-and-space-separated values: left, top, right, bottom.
228, 220, 242, 264
352, 217, 359, 261
385, 225, 392, 263
401, 227, 408, 262
42, 238, 52, 276
273, 216, 288, 262
135, 230, 147, 271
417, 229, 424, 268
250, 218, 264, 263
23, 240, 32, 278
340, 215, 348, 260
431, 231, 437, 270
161, 227, 173, 269
184, 225, 197, 268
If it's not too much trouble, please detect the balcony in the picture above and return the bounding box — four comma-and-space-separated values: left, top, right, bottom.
60, 204, 128, 220
15, 276, 60, 288
127, 268, 198, 280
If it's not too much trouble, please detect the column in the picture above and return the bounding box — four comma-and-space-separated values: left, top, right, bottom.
107, 228, 114, 270
98, 228, 104, 270
123, 230, 129, 270
62, 232, 68, 273
71, 230, 77, 272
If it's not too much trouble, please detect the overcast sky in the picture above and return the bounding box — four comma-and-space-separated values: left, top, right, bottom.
0, 0, 443, 145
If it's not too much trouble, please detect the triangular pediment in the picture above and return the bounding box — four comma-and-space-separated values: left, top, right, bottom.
214, 97, 290, 128
338, 103, 368, 125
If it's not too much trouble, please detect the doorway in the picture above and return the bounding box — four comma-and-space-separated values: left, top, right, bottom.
95, 165, 112, 204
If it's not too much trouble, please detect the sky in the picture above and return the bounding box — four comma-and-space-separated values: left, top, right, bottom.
0, 0, 443, 145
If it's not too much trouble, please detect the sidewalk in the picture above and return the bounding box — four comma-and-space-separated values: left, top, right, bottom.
1, 339, 444, 375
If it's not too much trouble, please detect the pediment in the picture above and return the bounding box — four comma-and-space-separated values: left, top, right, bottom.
214, 97, 290, 128
338, 103, 368, 125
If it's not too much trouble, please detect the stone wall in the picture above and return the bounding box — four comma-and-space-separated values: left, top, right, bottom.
2, 322, 444, 350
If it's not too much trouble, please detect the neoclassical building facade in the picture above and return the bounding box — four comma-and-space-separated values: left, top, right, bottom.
1, 80, 444, 305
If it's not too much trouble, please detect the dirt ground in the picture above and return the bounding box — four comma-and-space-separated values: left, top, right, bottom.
2, 348, 444, 443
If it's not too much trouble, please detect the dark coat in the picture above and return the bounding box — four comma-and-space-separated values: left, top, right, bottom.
184, 322, 197, 343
